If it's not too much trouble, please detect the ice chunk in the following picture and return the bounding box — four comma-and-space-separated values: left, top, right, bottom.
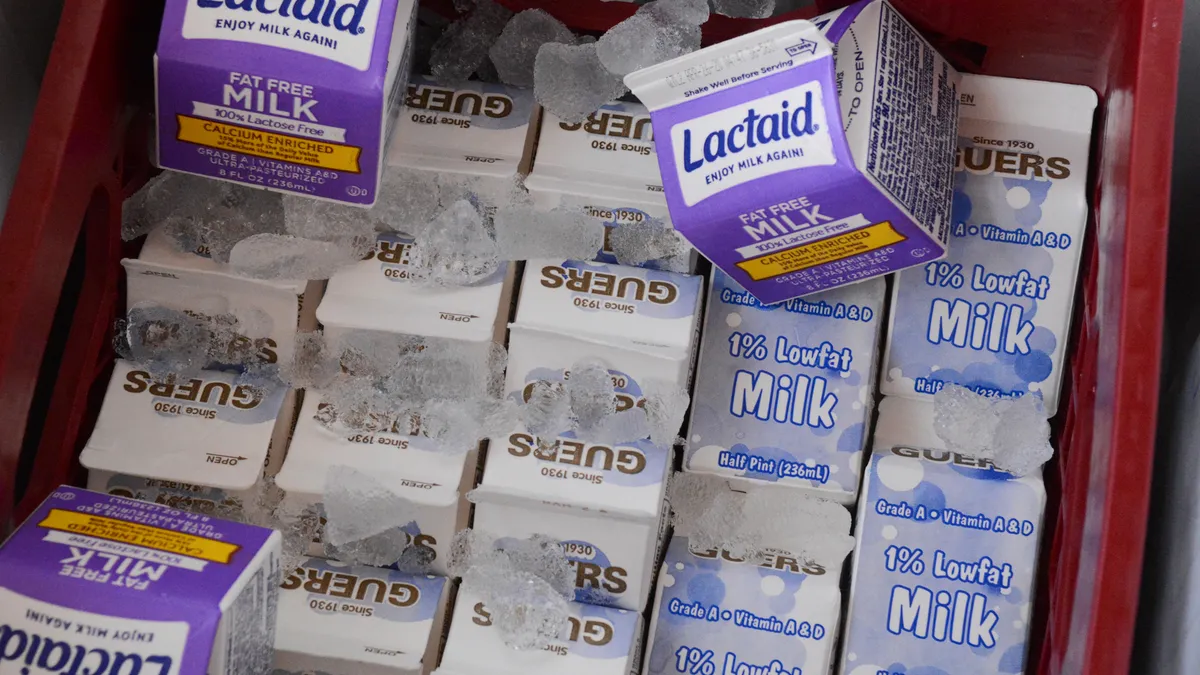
406, 200, 500, 286
321, 465, 418, 548
228, 233, 370, 281
585, 407, 653, 445
643, 380, 691, 447
597, 12, 700, 76
490, 10, 576, 88
448, 530, 573, 650
521, 381, 573, 438
566, 360, 617, 435
325, 529, 412, 568
116, 305, 211, 376
667, 473, 854, 568
535, 42, 629, 124
420, 397, 523, 452
932, 385, 1053, 476
711, 0, 775, 18
608, 219, 692, 270
493, 205, 605, 261
282, 194, 380, 246
430, 0, 514, 84
375, 167, 448, 233
643, 0, 711, 26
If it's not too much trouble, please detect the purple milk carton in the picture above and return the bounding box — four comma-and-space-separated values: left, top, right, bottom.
0, 486, 282, 675
155, 0, 419, 205
625, 0, 960, 304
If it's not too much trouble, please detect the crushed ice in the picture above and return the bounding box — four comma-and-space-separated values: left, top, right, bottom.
932, 385, 1054, 477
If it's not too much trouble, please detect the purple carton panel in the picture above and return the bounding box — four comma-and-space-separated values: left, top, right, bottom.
0, 486, 281, 675
155, 0, 418, 206
625, 0, 960, 305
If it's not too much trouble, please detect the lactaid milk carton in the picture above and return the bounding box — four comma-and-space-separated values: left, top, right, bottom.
81, 359, 289, 514
274, 393, 478, 576
626, 0, 960, 304
513, 259, 704, 388
390, 75, 536, 178
643, 536, 845, 675
316, 234, 516, 358
881, 75, 1097, 415
155, 0, 418, 205
273, 558, 452, 675
435, 587, 643, 675
686, 270, 884, 504
525, 102, 693, 270
0, 486, 281, 675
470, 429, 671, 611
839, 396, 1046, 675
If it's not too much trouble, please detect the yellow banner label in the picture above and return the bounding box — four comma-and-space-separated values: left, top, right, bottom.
39, 509, 240, 564
736, 221, 906, 281
176, 115, 362, 173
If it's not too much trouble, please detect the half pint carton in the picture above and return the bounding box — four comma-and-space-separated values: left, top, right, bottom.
0, 486, 280, 675
274, 558, 452, 675
643, 536, 845, 675
155, 0, 418, 205
274, 393, 478, 576
839, 396, 1046, 675
81, 360, 289, 513
435, 587, 643, 675
626, 0, 960, 304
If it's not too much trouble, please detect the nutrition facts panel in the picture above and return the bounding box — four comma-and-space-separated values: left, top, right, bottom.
865, 2, 958, 241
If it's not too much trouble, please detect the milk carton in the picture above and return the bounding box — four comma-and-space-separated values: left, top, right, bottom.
525, 102, 691, 270
274, 393, 477, 576
316, 233, 516, 354
839, 396, 1046, 675
643, 536, 845, 675
435, 587, 643, 675
686, 271, 885, 504
880, 75, 1097, 414
273, 558, 452, 675
470, 429, 672, 611
81, 359, 289, 513
155, 0, 418, 205
391, 75, 536, 177
625, 0, 960, 303
0, 486, 280, 674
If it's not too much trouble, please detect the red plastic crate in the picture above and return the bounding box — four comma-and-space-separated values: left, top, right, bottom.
0, 0, 1181, 673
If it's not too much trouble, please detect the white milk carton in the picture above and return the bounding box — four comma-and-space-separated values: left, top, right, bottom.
81, 359, 290, 514
686, 270, 885, 504
274, 392, 477, 576
390, 75, 536, 177
316, 233, 516, 355
881, 74, 1097, 415
643, 536, 846, 675
626, 0, 960, 304
471, 428, 672, 611
1, 487, 281, 675
273, 558, 452, 675
435, 587, 644, 675
513, 259, 704, 388
839, 396, 1046, 675
525, 102, 693, 270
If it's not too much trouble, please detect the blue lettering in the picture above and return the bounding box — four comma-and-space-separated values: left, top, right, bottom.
197, 0, 369, 34
680, 90, 819, 174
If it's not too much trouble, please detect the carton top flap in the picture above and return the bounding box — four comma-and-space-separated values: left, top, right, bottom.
477, 430, 671, 518
526, 101, 665, 200
317, 234, 509, 342
469, 483, 655, 522
276, 558, 446, 669
131, 228, 308, 294
275, 393, 469, 503
79, 361, 285, 491
389, 76, 535, 174
158, 0, 415, 79
0, 487, 277, 616
960, 75, 1098, 134
438, 587, 642, 675
514, 260, 702, 354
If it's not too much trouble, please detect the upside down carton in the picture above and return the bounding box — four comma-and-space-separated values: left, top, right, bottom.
274, 393, 478, 576
839, 396, 1046, 675
643, 536, 845, 675
435, 587, 643, 675
273, 558, 452, 675
881, 74, 1097, 414
0, 486, 281, 675
155, 0, 418, 205
625, 0, 960, 303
